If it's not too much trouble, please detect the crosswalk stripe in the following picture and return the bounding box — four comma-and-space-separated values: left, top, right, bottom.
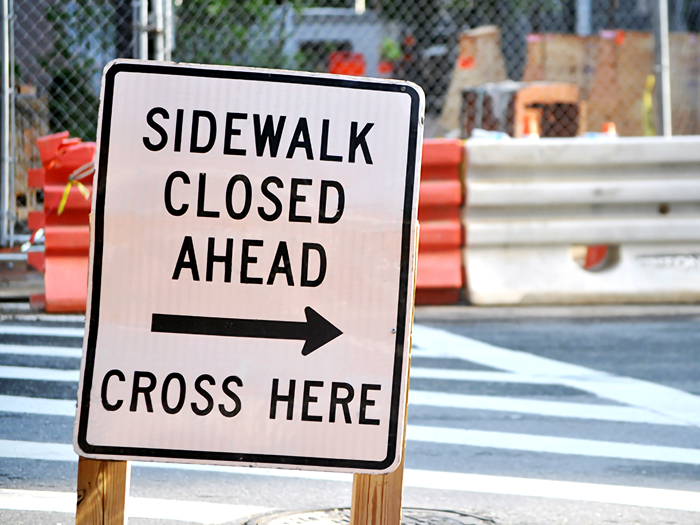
0, 439, 75, 462
0, 375, 681, 425
3, 411, 700, 464
413, 325, 700, 427
0, 395, 76, 417
0, 441, 697, 512
0, 325, 84, 337
409, 390, 686, 426
0, 365, 79, 382
411, 368, 561, 384
408, 425, 700, 465
403, 469, 700, 513
0, 344, 82, 358
3, 320, 699, 515
0, 488, 269, 524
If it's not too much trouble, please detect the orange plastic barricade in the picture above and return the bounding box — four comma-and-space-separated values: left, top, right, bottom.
27, 131, 95, 312
415, 139, 465, 305
329, 51, 366, 76
27, 135, 466, 310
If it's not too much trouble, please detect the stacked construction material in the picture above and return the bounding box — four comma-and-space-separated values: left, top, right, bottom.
522, 31, 700, 136
27, 131, 95, 312
415, 139, 465, 305
439, 26, 508, 134
460, 81, 583, 138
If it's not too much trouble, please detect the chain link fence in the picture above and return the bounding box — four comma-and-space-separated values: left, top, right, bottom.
5, 0, 700, 242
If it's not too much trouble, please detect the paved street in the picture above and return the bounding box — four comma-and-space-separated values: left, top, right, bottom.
0, 308, 699, 524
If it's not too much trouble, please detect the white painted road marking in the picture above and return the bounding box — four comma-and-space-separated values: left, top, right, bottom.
0, 369, 684, 425
3, 423, 700, 465
0, 325, 84, 337
411, 368, 562, 383
409, 390, 685, 425
0, 442, 698, 513
408, 425, 700, 465
0, 488, 269, 524
3, 323, 698, 425
413, 325, 700, 427
0, 344, 82, 358
0, 395, 75, 417
0, 366, 79, 382
2, 321, 700, 513
402, 469, 700, 513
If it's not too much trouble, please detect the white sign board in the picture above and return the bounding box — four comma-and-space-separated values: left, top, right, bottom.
74, 60, 424, 473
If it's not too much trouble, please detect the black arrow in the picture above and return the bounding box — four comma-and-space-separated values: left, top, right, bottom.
151, 307, 342, 356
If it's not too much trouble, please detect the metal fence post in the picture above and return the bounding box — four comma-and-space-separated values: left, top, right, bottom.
1, 0, 13, 246
138, 0, 148, 60
654, 0, 673, 136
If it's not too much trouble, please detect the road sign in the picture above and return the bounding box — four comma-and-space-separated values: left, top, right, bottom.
74, 59, 424, 473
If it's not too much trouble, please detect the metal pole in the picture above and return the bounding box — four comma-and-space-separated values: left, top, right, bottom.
7, 0, 14, 245
139, 0, 149, 60
164, 0, 172, 61
654, 0, 672, 136
154, 0, 164, 60
1, 0, 12, 246
132, 0, 140, 58
576, 0, 591, 35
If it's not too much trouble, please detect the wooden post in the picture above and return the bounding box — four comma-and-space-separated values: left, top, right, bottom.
350, 224, 418, 525
76, 457, 131, 525
350, 455, 406, 525
350, 353, 411, 525
350, 354, 411, 525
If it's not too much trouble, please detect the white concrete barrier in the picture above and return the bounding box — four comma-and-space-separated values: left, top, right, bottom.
464, 136, 700, 304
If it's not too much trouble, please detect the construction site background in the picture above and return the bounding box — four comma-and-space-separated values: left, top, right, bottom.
4, 0, 699, 241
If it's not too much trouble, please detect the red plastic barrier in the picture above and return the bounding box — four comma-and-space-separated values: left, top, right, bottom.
329, 52, 366, 76
415, 139, 465, 305
44, 255, 89, 313
27, 131, 95, 312
421, 139, 464, 180
44, 226, 90, 253
27, 168, 45, 188
418, 221, 463, 252
418, 180, 463, 207
27, 134, 465, 311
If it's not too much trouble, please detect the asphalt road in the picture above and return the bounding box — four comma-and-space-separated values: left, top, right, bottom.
1, 308, 699, 524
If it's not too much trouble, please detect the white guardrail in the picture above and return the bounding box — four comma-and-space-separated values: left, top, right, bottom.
464, 136, 700, 305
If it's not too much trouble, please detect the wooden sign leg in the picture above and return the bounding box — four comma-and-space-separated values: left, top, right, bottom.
350, 358, 411, 525
76, 457, 131, 525
350, 224, 418, 525
350, 456, 406, 525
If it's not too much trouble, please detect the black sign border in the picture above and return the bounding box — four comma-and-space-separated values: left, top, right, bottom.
77, 60, 421, 471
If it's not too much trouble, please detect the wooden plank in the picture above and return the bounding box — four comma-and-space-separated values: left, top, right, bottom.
586, 36, 618, 134
76, 457, 131, 525
349, 226, 417, 525
670, 33, 700, 135
350, 458, 405, 525
513, 83, 579, 137
522, 35, 545, 82
439, 26, 508, 134
615, 31, 654, 136
350, 334, 412, 525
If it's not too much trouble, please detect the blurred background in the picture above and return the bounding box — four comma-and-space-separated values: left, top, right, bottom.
3, 0, 699, 244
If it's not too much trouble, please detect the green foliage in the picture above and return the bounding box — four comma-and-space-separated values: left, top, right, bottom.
173, 0, 305, 68
42, 0, 114, 140
48, 66, 100, 142
380, 38, 402, 61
